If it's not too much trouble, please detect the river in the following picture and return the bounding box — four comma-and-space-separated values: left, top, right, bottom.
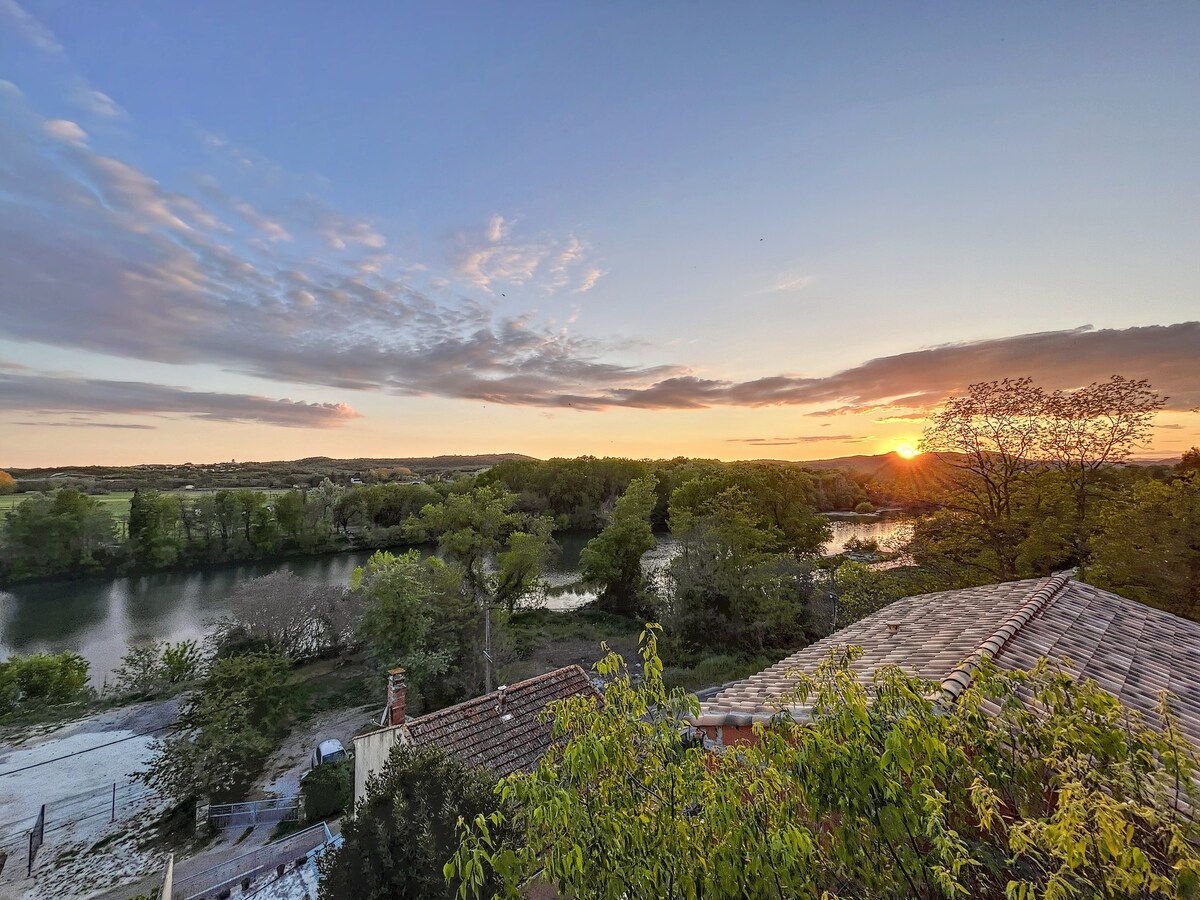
0, 516, 909, 684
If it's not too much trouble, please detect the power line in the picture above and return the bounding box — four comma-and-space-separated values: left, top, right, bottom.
0, 726, 169, 779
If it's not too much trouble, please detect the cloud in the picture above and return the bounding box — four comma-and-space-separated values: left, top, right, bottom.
69, 82, 126, 119
728, 434, 867, 446
0, 370, 361, 428
1, 0, 63, 54
450, 215, 600, 293
43, 118, 87, 144
767, 272, 814, 293
574, 267, 606, 293
13, 420, 156, 430
2, 88, 1198, 419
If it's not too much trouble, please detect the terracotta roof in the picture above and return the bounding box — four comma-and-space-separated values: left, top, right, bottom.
696, 573, 1200, 748
404, 665, 598, 776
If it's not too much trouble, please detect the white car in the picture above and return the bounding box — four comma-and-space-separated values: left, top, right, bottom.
311, 738, 348, 768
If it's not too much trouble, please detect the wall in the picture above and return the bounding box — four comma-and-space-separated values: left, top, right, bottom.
351, 726, 404, 804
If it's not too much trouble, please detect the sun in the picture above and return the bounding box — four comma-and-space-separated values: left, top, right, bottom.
895, 444, 920, 460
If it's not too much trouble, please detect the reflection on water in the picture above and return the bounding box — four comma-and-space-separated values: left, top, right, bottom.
0, 552, 380, 685
0, 516, 910, 682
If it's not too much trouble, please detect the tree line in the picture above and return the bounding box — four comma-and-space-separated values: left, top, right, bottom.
0, 458, 869, 584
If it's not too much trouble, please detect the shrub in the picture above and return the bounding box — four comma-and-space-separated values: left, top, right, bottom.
0, 651, 90, 715
302, 759, 353, 822
854, 500, 875, 514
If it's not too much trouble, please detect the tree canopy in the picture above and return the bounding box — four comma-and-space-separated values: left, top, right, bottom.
451, 628, 1200, 900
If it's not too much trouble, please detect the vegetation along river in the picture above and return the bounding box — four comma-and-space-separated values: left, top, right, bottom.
0, 517, 909, 684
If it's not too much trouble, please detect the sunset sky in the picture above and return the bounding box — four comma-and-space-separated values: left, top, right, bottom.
2, 2, 1198, 467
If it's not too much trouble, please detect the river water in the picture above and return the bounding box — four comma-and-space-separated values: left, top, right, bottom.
0, 516, 909, 684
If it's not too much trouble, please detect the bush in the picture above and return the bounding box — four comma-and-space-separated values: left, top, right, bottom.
0, 651, 90, 716
854, 500, 875, 514
302, 759, 353, 821
662, 653, 773, 692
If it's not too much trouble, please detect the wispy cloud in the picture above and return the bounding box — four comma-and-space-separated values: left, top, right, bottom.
450, 214, 602, 293
13, 420, 157, 430
767, 272, 814, 293
69, 81, 126, 119
0, 0, 63, 54
728, 434, 867, 446
0, 369, 361, 429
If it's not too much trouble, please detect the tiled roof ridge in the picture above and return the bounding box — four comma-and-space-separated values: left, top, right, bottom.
408, 663, 593, 727
938, 569, 1076, 705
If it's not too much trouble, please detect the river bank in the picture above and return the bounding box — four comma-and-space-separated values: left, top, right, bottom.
1, 518, 911, 685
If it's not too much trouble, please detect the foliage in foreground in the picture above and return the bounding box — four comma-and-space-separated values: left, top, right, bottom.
142, 651, 293, 803
451, 627, 1200, 900
319, 744, 508, 900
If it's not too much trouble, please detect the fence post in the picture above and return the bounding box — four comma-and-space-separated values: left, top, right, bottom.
111, 782, 117, 823
27, 804, 45, 876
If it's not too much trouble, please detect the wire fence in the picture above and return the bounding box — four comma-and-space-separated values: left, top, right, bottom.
0, 777, 163, 878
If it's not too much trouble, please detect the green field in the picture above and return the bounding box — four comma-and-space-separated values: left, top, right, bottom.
0, 488, 288, 516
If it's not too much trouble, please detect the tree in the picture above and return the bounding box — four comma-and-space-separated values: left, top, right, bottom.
109, 640, 205, 698
451, 629, 1200, 900
319, 744, 509, 900
0, 470, 15, 495
0, 651, 90, 716
1179, 447, 1200, 476
421, 486, 552, 689
217, 571, 358, 659
143, 652, 293, 803
128, 488, 181, 568
579, 474, 658, 617
1086, 477, 1200, 622
920, 378, 1047, 580
832, 560, 905, 627
0, 490, 115, 579
1042, 376, 1164, 521
667, 484, 815, 653
354, 550, 476, 710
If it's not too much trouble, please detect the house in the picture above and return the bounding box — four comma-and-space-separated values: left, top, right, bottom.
352, 665, 598, 802
694, 570, 1200, 748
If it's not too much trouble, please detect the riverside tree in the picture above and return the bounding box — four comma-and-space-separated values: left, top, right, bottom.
353, 550, 480, 709
421, 485, 553, 689
450, 627, 1200, 900
143, 651, 293, 803
579, 474, 658, 617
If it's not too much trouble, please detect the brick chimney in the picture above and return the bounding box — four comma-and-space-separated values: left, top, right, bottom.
386, 667, 406, 726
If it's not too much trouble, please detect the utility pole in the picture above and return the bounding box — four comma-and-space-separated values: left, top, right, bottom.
483, 603, 493, 692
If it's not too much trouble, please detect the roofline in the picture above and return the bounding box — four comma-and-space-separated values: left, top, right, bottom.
691, 570, 1077, 729
354, 663, 597, 746
937, 569, 1075, 706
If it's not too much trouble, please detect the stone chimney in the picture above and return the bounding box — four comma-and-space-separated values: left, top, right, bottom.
386, 667, 406, 726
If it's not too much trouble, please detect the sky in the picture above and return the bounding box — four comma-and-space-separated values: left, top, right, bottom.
1, 1, 1198, 468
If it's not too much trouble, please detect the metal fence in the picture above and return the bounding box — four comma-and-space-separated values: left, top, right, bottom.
200, 796, 300, 830
172, 821, 335, 900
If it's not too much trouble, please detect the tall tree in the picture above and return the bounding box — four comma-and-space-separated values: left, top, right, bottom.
421, 486, 552, 689
1042, 376, 1164, 521
319, 745, 508, 900
354, 550, 477, 709
579, 474, 658, 617
1086, 477, 1200, 622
